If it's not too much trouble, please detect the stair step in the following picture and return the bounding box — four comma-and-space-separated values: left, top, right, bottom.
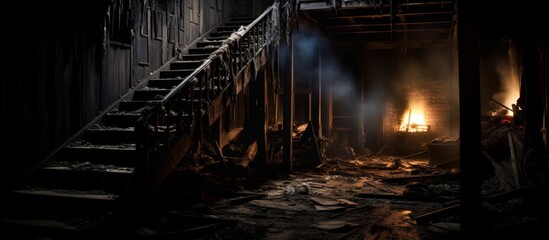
103, 112, 141, 128
205, 36, 228, 41
147, 78, 184, 89
197, 40, 224, 48
159, 69, 195, 79
210, 31, 234, 37
27, 162, 133, 193
132, 88, 171, 101
188, 47, 218, 55
59, 143, 137, 167
118, 100, 154, 111
224, 20, 252, 26
229, 16, 256, 22
84, 125, 135, 144
181, 54, 211, 61
170, 60, 204, 70
9, 189, 119, 215
217, 25, 243, 32
8, 188, 119, 215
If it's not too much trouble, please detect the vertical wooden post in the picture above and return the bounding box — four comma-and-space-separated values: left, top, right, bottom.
321, 44, 331, 140
283, 34, 294, 171
458, 0, 482, 236
312, 38, 322, 138
258, 67, 268, 163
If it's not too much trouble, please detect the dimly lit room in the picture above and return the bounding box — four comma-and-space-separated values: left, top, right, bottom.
1, 0, 547, 239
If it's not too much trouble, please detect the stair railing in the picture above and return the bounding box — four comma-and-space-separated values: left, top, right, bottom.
134, 3, 282, 193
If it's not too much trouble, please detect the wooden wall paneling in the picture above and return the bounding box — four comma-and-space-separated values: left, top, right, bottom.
208, 0, 217, 30
80, 37, 101, 124
190, 0, 201, 39
48, 33, 75, 144
178, 0, 186, 48
151, 7, 163, 69
136, 0, 151, 80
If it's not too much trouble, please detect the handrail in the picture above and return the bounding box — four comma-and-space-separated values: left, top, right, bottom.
162, 5, 276, 105
134, 2, 284, 193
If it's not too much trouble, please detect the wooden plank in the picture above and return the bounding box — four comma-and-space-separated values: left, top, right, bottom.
414, 204, 460, 225
507, 129, 522, 188
241, 140, 258, 168
225, 193, 267, 205
314, 205, 346, 211
401, 150, 428, 159
355, 192, 446, 202
250, 200, 300, 211
381, 172, 456, 183
14, 189, 116, 201
310, 196, 341, 206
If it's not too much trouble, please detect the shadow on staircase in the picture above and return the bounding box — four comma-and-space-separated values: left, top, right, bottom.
0, 3, 283, 237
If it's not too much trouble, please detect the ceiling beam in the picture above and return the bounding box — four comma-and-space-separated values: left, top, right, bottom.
362, 40, 451, 49
315, 11, 454, 20
299, 0, 455, 11
322, 21, 452, 29
332, 28, 451, 35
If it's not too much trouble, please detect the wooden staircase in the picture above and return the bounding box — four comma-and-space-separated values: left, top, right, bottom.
0, 15, 269, 238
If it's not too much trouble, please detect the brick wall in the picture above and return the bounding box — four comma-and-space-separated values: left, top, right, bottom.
384, 79, 450, 137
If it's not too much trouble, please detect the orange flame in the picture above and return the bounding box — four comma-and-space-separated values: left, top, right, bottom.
493, 41, 521, 116
399, 100, 429, 132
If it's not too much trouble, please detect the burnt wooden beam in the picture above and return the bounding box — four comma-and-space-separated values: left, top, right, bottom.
240, 141, 258, 168
457, 0, 482, 236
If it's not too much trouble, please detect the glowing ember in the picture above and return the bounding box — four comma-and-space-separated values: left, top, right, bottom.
399, 100, 430, 132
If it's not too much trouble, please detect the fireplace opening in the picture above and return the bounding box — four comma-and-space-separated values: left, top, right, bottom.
363, 48, 458, 157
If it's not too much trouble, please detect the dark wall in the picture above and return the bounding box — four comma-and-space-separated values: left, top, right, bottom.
3, 1, 106, 187
0, 0, 251, 189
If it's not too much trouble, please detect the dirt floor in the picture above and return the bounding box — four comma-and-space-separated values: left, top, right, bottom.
122, 155, 464, 240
